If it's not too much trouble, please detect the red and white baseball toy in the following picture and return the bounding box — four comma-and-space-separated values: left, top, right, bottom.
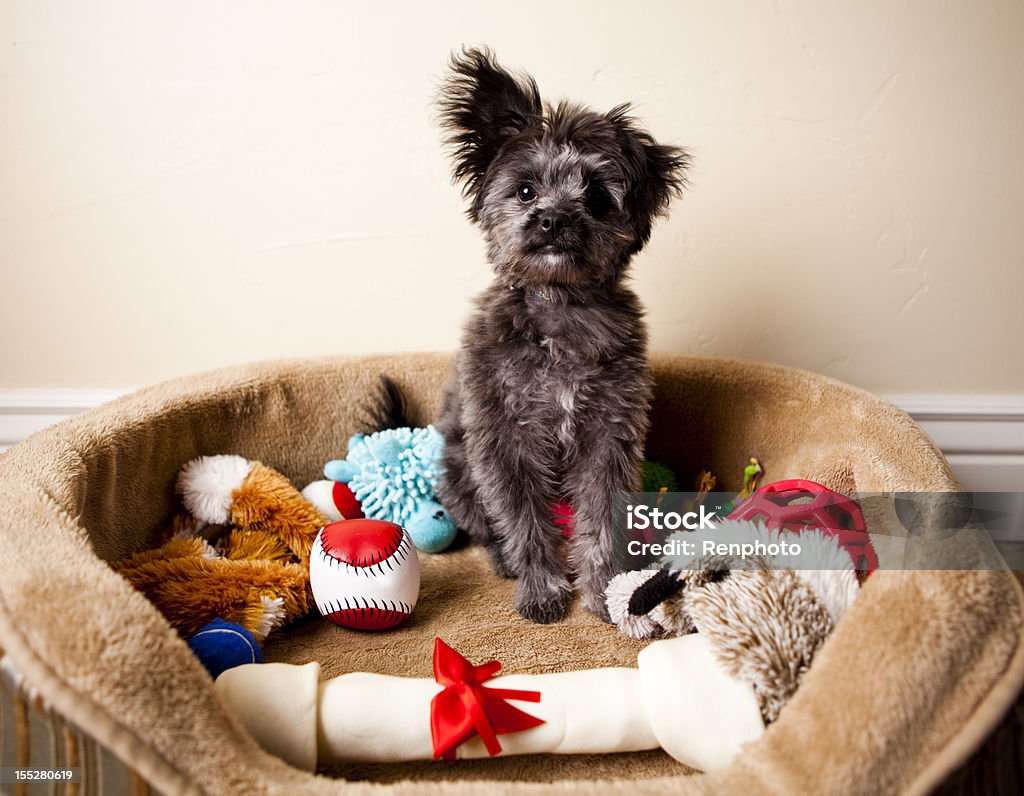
309, 519, 420, 630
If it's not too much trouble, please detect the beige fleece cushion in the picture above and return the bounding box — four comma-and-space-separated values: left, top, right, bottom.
0, 353, 1021, 795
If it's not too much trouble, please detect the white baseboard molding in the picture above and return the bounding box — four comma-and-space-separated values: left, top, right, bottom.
884, 393, 1024, 493
944, 454, 1024, 493
2, 390, 1023, 493
0, 389, 130, 450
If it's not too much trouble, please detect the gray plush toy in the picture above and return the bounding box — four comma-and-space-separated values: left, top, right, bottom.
606, 519, 861, 723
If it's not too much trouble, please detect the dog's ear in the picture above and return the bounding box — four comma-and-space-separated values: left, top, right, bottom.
606, 104, 689, 248
439, 47, 542, 219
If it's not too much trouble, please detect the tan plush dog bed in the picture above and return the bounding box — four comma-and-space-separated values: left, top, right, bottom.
0, 353, 1021, 795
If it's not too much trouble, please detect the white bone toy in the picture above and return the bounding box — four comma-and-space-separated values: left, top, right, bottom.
215, 633, 763, 772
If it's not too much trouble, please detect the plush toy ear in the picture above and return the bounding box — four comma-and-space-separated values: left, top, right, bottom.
439, 47, 542, 220
606, 104, 689, 249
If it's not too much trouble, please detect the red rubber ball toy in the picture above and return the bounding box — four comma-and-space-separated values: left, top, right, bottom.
727, 479, 878, 576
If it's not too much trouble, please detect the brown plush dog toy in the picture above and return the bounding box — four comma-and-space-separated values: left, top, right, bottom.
114, 455, 326, 640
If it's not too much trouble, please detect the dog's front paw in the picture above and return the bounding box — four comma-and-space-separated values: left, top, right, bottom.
581, 589, 612, 623
514, 578, 572, 624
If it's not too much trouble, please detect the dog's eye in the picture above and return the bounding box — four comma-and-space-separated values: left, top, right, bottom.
585, 181, 612, 217
516, 183, 537, 204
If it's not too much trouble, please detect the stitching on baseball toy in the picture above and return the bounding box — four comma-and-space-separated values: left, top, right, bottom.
315, 529, 412, 579
316, 596, 413, 617
320, 525, 404, 568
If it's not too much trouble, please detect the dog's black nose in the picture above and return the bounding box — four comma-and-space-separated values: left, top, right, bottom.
540, 212, 569, 237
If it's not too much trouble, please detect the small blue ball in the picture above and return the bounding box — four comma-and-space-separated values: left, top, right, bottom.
188, 618, 263, 678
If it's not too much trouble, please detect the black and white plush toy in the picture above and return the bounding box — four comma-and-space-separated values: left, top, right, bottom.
606, 519, 861, 723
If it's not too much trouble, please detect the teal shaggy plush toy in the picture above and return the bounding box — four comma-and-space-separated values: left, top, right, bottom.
323, 425, 456, 553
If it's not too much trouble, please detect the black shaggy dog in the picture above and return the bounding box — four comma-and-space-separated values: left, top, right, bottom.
436, 48, 688, 624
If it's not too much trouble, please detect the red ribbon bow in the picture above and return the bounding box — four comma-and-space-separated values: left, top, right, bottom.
429, 637, 545, 760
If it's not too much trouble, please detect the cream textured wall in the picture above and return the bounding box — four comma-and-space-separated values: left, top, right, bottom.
1, 1, 1022, 392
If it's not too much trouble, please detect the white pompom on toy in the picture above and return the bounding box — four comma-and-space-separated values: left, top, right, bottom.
176, 455, 253, 524
309, 519, 420, 631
